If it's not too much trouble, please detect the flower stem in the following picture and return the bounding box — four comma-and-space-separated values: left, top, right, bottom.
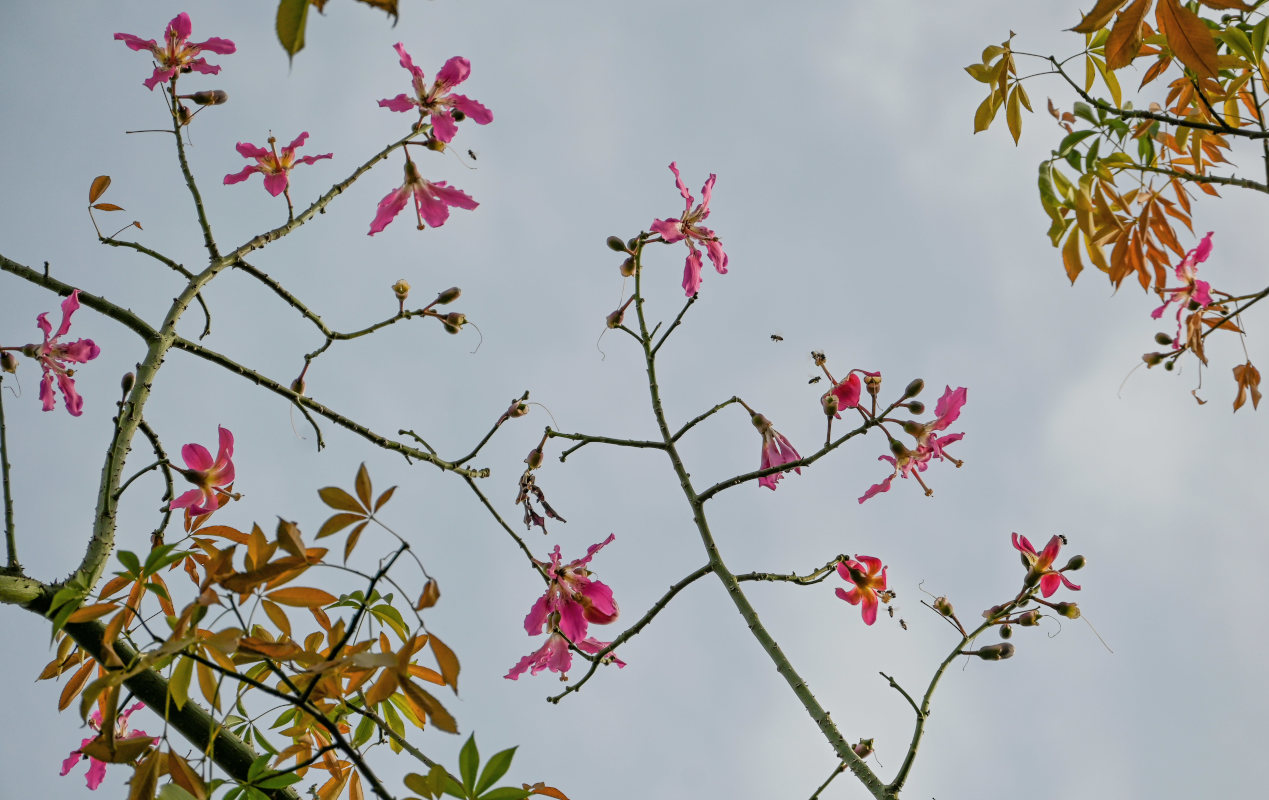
0, 377, 16, 570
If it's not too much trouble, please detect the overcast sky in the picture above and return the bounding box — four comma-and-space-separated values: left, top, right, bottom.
2, 2, 1267, 798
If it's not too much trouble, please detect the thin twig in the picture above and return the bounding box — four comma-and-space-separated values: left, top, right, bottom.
650, 295, 696, 357
0, 378, 16, 570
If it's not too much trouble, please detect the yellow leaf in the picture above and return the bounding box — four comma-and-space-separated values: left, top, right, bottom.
1062, 229, 1085, 284
267, 586, 337, 607
973, 92, 998, 133
1006, 85, 1023, 144
428, 633, 460, 693
318, 486, 365, 513
169, 655, 193, 710
1072, 0, 1133, 33
1157, 0, 1219, 80
196, 659, 220, 711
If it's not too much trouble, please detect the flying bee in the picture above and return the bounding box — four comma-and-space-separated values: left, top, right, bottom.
1058, 534, 1069, 545
887, 606, 894, 618
807, 375, 822, 385
899, 619, 908, 630
467, 149, 478, 161
770, 333, 784, 342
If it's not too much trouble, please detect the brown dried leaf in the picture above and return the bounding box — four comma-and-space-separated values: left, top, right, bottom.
168, 751, 209, 800
1185, 310, 1209, 365
373, 485, 397, 512
525, 782, 573, 800
354, 463, 373, 509
89, 175, 111, 204
428, 633, 460, 693
1072, 0, 1133, 33
1233, 361, 1262, 411
1106, 0, 1152, 69
92, 202, 125, 212
319, 486, 365, 513
317, 512, 365, 539
1156, 0, 1219, 80
353, 0, 398, 19
344, 521, 368, 563
415, 579, 440, 610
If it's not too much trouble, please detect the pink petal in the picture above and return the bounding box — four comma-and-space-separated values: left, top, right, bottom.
1039, 572, 1061, 597
414, 186, 453, 228
831, 374, 862, 409
1059, 573, 1082, 592
758, 472, 782, 490
860, 593, 879, 625
168, 488, 206, 511
60, 737, 94, 778
430, 182, 478, 211
114, 33, 158, 53
667, 162, 692, 207
36, 311, 53, 339
700, 174, 716, 213
1012, 532, 1036, 555
1191, 231, 1214, 264
182, 443, 214, 471
430, 109, 458, 143
56, 290, 82, 337
706, 239, 728, 273
1193, 280, 1213, 307
449, 94, 493, 124
523, 594, 550, 635
59, 339, 99, 364
557, 602, 588, 642
234, 141, 270, 159
143, 67, 178, 91
293, 152, 334, 167
436, 56, 472, 88
1039, 535, 1062, 568
858, 474, 894, 503
262, 172, 289, 197
835, 586, 861, 605
933, 386, 967, 427
56, 372, 84, 416
223, 165, 260, 185
186, 60, 222, 78
85, 758, 108, 790
378, 94, 418, 113
368, 186, 411, 235
39, 372, 56, 412
193, 37, 237, 55
681, 249, 703, 297
166, 13, 192, 43
393, 43, 424, 78
650, 218, 685, 243
855, 555, 884, 576
215, 426, 234, 464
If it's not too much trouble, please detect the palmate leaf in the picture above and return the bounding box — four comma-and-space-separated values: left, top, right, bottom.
1156, 0, 1220, 80
1072, 0, 1134, 34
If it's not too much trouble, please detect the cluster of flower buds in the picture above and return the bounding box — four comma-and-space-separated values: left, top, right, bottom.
607, 234, 640, 278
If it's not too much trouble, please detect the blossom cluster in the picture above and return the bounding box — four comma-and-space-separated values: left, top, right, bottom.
860, 385, 967, 503
506, 535, 625, 680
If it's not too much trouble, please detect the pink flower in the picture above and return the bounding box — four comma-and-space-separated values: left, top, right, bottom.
650, 163, 729, 297
858, 386, 967, 503
60, 702, 155, 790
523, 535, 619, 643
504, 632, 625, 680
378, 44, 493, 143
18, 290, 101, 416
115, 13, 236, 91
823, 369, 880, 418
1012, 533, 1081, 597
752, 414, 802, 490
1151, 231, 1215, 345
835, 555, 888, 625
368, 157, 477, 235
169, 426, 235, 516
508, 536, 624, 680
223, 132, 332, 197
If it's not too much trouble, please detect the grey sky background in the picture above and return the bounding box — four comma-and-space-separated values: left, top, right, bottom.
1, 2, 1266, 798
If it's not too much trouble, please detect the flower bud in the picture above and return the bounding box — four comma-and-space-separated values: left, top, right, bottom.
425, 137, 447, 152
998, 623, 1013, 639
751, 413, 772, 434
1142, 352, 1165, 367
1062, 554, 1086, 571
889, 439, 908, 458
1, 351, 18, 374
120, 371, 136, 394
290, 376, 306, 395
434, 286, 462, 305
1164, 360, 1175, 371
392, 279, 410, 301
452, 109, 467, 122
901, 420, 923, 438
525, 445, 544, 470
864, 373, 882, 398
627, 237, 640, 251
443, 312, 466, 334
1053, 602, 1080, 619
852, 738, 874, 759
905, 401, 925, 415
1154, 332, 1174, 346
606, 307, 626, 329
606, 235, 628, 253
934, 596, 954, 617
821, 392, 839, 417
619, 257, 636, 277
189, 89, 228, 106
903, 378, 924, 398
1016, 609, 1041, 626
176, 103, 193, 126
974, 643, 1015, 661
982, 603, 1004, 619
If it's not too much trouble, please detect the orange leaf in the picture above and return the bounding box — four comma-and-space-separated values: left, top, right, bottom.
407, 664, 446, 685
428, 633, 460, 693
168, 751, 209, 800
1233, 361, 1262, 411
317, 512, 364, 539
92, 202, 124, 211
400, 681, 458, 733
196, 525, 249, 544
525, 782, 573, 800
1106, 0, 1152, 69
89, 175, 111, 203
415, 579, 440, 610
268, 586, 337, 607
67, 602, 121, 623
354, 463, 373, 509
1062, 229, 1085, 284
343, 521, 368, 563
262, 598, 293, 638
1072, 0, 1133, 33
373, 485, 396, 512
59, 660, 97, 711
1156, 0, 1219, 80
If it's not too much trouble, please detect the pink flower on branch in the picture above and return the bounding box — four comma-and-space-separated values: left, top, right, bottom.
368, 157, 477, 235
169, 426, 235, 517
1012, 533, 1081, 597
1151, 231, 1215, 346
835, 555, 889, 626
752, 413, 802, 490
507, 536, 623, 680
17, 290, 101, 416
114, 13, 235, 91
223, 132, 332, 197
650, 162, 728, 297
378, 44, 493, 143
60, 702, 156, 790
858, 386, 967, 503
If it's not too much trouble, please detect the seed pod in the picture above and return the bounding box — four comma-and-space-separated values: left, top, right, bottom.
606, 235, 628, 252
435, 286, 462, 305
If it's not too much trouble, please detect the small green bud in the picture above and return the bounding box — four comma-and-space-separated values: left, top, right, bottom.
934, 596, 954, 617
189, 89, 228, 106
1143, 352, 1165, 367
999, 623, 1013, 639
619, 257, 636, 277
434, 286, 462, 305
451, 109, 467, 122
974, 643, 1015, 661
822, 392, 839, 417
1154, 332, 1174, 346
903, 378, 924, 398
392, 279, 410, 301
1, 352, 19, 374
627, 237, 640, 251
852, 738, 874, 758
606, 308, 625, 329
606, 235, 628, 253
905, 401, 925, 415
889, 439, 907, 457
1016, 609, 1041, 626
525, 446, 544, 470
1164, 360, 1176, 371
901, 420, 923, 438
290, 376, 306, 395
1062, 554, 1086, 571
120, 371, 135, 394
1053, 602, 1081, 619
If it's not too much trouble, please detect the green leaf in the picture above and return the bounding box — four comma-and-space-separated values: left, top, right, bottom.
1252, 17, 1269, 64
1072, 102, 1098, 125
1057, 129, 1098, 156
353, 712, 375, 747
459, 734, 480, 793
169, 655, 193, 710
1218, 27, 1256, 63
117, 549, 142, 577
276, 0, 310, 63
475, 747, 517, 795
1084, 137, 1102, 173
255, 773, 302, 790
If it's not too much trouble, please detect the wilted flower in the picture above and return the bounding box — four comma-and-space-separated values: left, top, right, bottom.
752, 414, 802, 490
115, 13, 236, 91
169, 426, 235, 516
18, 290, 101, 416
368, 157, 477, 234
650, 163, 728, 297
504, 631, 625, 680
1151, 231, 1215, 345
378, 44, 493, 143
60, 703, 155, 790
223, 132, 332, 197
1011, 533, 1081, 597
835, 555, 888, 625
